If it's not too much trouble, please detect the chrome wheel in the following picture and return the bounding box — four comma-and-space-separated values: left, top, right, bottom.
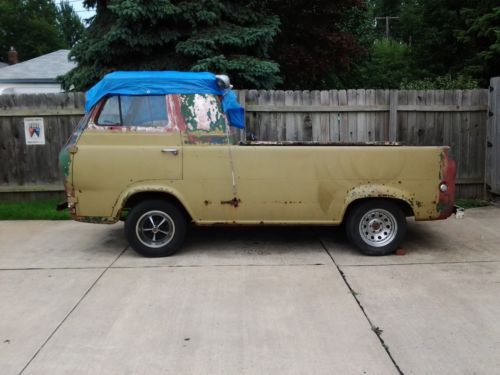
135, 210, 175, 248
358, 208, 398, 248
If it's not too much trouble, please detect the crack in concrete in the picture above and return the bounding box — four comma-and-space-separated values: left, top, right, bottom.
319, 238, 405, 375
0, 263, 328, 271
18, 246, 129, 375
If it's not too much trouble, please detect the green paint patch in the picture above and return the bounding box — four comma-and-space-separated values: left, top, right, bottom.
0, 198, 70, 220
455, 199, 490, 209
181, 94, 227, 132
59, 148, 71, 178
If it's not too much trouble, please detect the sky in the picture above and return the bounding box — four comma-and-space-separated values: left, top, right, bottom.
63, 0, 96, 24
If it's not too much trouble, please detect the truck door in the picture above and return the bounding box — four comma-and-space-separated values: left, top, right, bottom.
177, 94, 235, 222
73, 95, 182, 217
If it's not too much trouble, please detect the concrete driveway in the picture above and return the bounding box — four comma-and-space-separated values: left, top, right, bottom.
0, 207, 498, 374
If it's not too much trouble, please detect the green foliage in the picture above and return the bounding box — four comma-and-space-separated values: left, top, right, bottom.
62, 0, 499, 90
0, 0, 84, 63
330, 39, 422, 89
0, 0, 65, 62
57, 1, 85, 48
400, 74, 479, 90
0, 198, 69, 220
368, 0, 498, 87
455, 198, 490, 209
457, 3, 500, 85
62, 0, 281, 91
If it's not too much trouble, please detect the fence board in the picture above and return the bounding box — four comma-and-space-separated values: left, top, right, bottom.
328, 90, 338, 142
435, 90, 445, 145
397, 90, 408, 143
338, 90, 349, 142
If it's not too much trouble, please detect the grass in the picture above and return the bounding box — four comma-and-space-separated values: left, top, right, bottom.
455, 198, 490, 209
0, 198, 70, 220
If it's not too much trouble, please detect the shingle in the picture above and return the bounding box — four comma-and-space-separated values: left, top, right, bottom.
0, 50, 75, 81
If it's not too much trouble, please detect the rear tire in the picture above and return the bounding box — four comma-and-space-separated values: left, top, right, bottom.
124, 200, 186, 257
346, 199, 407, 256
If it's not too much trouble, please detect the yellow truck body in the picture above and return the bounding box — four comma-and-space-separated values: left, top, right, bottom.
60, 91, 456, 257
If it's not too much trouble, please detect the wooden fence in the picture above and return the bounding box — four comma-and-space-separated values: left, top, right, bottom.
0, 86, 494, 200
0, 93, 85, 200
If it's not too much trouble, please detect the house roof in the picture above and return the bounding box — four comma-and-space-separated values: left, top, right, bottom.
0, 50, 75, 83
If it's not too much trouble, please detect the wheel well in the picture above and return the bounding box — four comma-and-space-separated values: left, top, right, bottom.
342, 197, 414, 223
121, 191, 192, 221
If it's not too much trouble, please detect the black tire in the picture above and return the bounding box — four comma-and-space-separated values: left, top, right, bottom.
346, 199, 407, 256
124, 200, 187, 257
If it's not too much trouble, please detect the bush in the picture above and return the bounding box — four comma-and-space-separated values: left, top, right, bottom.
400, 74, 479, 89
330, 39, 423, 89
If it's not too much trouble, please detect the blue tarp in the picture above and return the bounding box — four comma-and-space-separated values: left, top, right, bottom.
85, 71, 245, 128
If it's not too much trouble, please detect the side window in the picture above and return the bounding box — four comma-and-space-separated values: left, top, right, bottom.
97, 96, 120, 125
121, 96, 167, 127
97, 95, 167, 127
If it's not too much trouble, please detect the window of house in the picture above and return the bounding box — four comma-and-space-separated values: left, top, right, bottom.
97, 95, 168, 127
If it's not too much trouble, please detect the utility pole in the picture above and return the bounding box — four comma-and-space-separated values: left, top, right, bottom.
375, 16, 400, 39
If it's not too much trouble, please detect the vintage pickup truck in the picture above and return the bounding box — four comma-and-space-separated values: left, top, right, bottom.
59, 71, 456, 257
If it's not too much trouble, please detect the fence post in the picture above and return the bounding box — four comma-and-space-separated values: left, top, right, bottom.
238, 90, 246, 142
388, 90, 398, 142
486, 77, 500, 195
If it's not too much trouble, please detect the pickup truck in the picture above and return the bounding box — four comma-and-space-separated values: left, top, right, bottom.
59, 71, 456, 257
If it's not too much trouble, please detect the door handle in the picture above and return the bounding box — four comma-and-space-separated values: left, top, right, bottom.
161, 148, 179, 156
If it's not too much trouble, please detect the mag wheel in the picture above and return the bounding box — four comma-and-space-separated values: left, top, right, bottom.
346, 200, 407, 256
125, 200, 186, 257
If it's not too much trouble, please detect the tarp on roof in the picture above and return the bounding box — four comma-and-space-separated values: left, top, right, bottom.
85, 71, 245, 128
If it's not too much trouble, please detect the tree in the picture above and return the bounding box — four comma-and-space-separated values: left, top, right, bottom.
329, 39, 423, 89
364, 0, 495, 87
457, 2, 500, 85
61, 0, 281, 91
265, 0, 372, 89
0, 0, 65, 62
57, 1, 85, 48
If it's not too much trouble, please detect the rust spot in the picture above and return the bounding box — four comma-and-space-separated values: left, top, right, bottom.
204, 200, 211, 206
395, 248, 406, 256
221, 197, 241, 207
416, 201, 422, 208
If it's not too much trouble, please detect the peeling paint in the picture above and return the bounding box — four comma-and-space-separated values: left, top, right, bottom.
74, 216, 118, 224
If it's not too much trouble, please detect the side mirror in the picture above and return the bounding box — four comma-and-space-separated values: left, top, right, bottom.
216, 74, 232, 90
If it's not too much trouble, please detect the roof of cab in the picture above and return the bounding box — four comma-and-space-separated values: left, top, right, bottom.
85, 71, 245, 128
85, 71, 224, 112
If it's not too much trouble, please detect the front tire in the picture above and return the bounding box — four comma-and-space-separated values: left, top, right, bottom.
124, 200, 187, 257
346, 200, 407, 256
